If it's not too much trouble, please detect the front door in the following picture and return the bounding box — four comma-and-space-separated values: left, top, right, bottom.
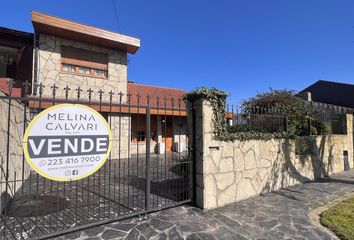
162, 117, 173, 151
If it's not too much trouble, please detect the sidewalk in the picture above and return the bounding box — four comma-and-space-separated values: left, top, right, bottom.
55, 169, 354, 240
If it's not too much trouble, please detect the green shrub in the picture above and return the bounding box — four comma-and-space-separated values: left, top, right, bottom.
295, 136, 315, 156
242, 89, 329, 137
185, 88, 329, 142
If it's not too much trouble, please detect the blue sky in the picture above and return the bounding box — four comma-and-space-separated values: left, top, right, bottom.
2, 0, 354, 103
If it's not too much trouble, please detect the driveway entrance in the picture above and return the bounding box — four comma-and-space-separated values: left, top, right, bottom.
0, 83, 194, 239
56, 169, 354, 240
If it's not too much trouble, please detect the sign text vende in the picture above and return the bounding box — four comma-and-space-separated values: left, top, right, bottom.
23, 104, 112, 181
27, 135, 109, 158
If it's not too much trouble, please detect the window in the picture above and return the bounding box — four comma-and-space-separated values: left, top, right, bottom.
0, 46, 17, 79
93, 69, 107, 77
63, 64, 76, 73
61, 45, 108, 78
132, 131, 145, 142
79, 66, 91, 75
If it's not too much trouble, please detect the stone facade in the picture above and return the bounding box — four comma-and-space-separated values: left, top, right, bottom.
0, 90, 31, 212
37, 34, 128, 102
109, 114, 130, 159
172, 117, 188, 152
36, 34, 189, 157
37, 34, 131, 157
191, 99, 353, 209
131, 141, 157, 155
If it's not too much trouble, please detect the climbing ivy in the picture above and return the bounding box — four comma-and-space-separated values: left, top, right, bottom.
184, 87, 290, 142
185, 87, 230, 140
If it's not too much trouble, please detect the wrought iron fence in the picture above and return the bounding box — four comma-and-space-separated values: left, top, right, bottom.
0, 79, 193, 239
226, 105, 288, 133
226, 103, 351, 135
307, 101, 351, 135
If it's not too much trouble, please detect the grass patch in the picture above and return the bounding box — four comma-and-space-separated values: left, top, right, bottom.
320, 196, 354, 240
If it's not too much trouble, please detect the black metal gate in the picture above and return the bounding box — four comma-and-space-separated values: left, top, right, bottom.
0, 80, 194, 239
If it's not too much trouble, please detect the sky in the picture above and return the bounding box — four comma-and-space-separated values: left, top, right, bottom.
2, 0, 354, 103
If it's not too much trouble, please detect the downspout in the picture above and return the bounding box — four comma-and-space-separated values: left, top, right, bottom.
32, 32, 39, 95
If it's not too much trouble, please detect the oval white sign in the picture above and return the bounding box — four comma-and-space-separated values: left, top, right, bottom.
23, 104, 112, 181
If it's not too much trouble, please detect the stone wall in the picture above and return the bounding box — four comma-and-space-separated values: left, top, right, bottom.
131, 141, 158, 155
37, 34, 128, 102
109, 114, 130, 159
191, 99, 353, 209
0, 90, 31, 212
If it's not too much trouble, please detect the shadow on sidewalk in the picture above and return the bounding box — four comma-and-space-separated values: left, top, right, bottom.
315, 177, 354, 185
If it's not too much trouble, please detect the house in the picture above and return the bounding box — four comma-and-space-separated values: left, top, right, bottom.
0, 26, 33, 95
31, 11, 139, 101
0, 11, 188, 159
299, 80, 354, 109
127, 82, 187, 154
298, 80, 354, 134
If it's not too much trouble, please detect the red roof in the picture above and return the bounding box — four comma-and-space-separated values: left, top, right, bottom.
127, 83, 186, 109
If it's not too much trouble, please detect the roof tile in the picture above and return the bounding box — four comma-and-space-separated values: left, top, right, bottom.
127, 83, 186, 109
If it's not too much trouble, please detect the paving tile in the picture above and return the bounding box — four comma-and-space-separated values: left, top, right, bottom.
110, 223, 137, 232
168, 226, 183, 240
194, 232, 216, 240
135, 223, 158, 239
124, 228, 140, 240
82, 226, 105, 236
149, 232, 168, 240
57, 169, 354, 240
186, 233, 200, 240
258, 219, 278, 229
225, 234, 250, 240
149, 218, 174, 231
101, 229, 126, 240
214, 214, 241, 228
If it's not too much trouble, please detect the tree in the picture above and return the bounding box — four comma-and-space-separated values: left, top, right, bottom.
241, 89, 328, 136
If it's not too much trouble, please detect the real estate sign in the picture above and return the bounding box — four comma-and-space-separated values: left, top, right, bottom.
23, 104, 112, 181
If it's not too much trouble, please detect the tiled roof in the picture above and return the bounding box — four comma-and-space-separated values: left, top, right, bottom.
127, 83, 186, 109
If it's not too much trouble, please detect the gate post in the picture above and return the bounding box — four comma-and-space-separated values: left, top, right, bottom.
187, 99, 204, 208
145, 106, 151, 210
191, 103, 197, 203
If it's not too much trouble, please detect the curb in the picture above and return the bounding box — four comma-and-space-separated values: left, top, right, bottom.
308, 191, 354, 240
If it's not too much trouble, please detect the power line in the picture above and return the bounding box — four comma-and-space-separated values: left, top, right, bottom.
112, 0, 121, 32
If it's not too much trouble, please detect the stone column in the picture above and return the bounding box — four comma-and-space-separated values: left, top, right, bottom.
188, 99, 275, 209
193, 100, 238, 209
109, 114, 130, 159
187, 99, 220, 209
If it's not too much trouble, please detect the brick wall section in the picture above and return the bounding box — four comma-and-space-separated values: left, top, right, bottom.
0, 78, 22, 97
190, 99, 353, 209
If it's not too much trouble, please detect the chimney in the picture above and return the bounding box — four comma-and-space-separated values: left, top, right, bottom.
300, 91, 312, 101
